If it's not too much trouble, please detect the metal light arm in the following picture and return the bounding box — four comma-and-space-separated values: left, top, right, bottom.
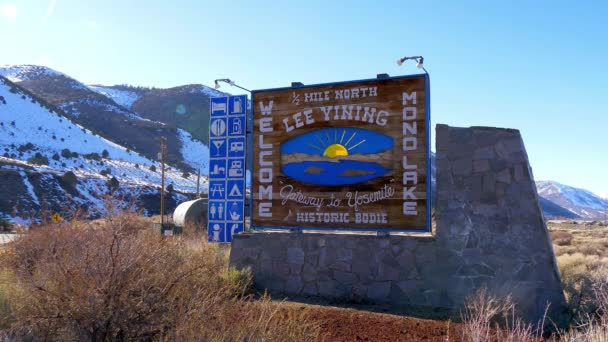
214, 78, 251, 92
396, 55, 428, 74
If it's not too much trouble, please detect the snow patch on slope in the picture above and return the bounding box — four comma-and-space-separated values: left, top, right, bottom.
0, 64, 65, 82
88, 85, 140, 109
195, 85, 228, 98
177, 128, 209, 172
18, 170, 40, 206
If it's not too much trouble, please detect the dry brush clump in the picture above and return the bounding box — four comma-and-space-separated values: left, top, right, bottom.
0, 210, 321, 341
550, 230, 573, 246
460, 288, 546, 342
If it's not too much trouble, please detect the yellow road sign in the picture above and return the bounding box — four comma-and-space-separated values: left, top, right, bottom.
51, 213, 61, 223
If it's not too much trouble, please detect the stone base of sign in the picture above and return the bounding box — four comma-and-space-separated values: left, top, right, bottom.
230, 124, 567, 325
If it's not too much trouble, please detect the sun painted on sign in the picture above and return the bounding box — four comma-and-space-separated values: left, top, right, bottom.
280, 127, 393, 186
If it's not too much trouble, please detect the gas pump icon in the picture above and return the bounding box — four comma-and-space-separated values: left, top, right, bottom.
233, 97, 242, 113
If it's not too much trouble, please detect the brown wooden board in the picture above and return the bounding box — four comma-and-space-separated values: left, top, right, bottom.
251, 75, 429, 231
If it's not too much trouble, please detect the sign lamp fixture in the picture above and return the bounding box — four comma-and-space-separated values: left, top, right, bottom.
396, 55, 427, 74
214, 78, 251, 92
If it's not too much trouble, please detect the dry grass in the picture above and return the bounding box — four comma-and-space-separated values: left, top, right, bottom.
460, 288, 544, 342
0, 209, 321, 341
550, 230, 573, 246
548, 223, 608, 322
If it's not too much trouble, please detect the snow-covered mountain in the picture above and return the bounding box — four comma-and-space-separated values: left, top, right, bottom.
0, 65, 210, 172
0, 76, 208, 224
536, 181, 608, 220
0, 64, 66, 82
88, 85, 142, 109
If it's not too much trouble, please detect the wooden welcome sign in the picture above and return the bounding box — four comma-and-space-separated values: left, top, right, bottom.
251, 74, 430, 232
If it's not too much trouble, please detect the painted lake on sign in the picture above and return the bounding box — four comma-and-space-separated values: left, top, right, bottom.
280, 127, 394, 186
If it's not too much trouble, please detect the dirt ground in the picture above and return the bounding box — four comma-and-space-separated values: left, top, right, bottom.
292, 303, 463, 341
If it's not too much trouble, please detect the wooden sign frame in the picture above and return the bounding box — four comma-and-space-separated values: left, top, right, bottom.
250, 74, 430, 232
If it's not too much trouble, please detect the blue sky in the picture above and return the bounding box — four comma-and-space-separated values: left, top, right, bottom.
1, 0, 607, 196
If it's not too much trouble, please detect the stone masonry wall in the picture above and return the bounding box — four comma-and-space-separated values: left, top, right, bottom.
230, 124, 567, 324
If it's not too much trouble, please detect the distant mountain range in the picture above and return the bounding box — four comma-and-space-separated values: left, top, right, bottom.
536, 181, 607, 220
0, 64, 605, 223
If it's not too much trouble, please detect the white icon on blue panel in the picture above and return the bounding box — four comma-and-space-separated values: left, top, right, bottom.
211, 97, 228, 116
227, 159, 244, 178
208, 222, 225, 242
209, 181, 226, 199
210, 138, 227, 157
229, 95, 246, 115
229, 223, 244, 236
210, 118, 227, 137
227, 180, 244, 199
228, 137, 245, 157
209, 159, 226, 178
228, 117, 244, 136
227, 201, 244, 221
208, 201, 225, 221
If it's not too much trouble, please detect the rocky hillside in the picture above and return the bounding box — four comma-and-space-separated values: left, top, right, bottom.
89, 83, 226, 145
0, 76, 205, 224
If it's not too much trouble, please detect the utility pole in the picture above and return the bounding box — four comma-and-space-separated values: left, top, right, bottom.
160, 137, 166, 226
196, 167, 201, 198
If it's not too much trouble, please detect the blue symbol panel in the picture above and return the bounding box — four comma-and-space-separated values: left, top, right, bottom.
208, 95, 247, 243
209, 180, 226, 199
208, 222, 225, 242
211, 97, 228, 116
210, 118, 227, 137
228, 117, 245, 136
208, 201, 226, 221
229, 95, 247, 115
226, 201, 244, 221
228, 137, 245, 157
210, 138, 227, 158
226, 179, 244, 199
209, 159, 226, 179
227, 158, 245, 179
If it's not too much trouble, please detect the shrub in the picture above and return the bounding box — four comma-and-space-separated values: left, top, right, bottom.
51, 153, 60, 161
149, 165, 156, 172
167, 184, 174, 193
461, 288, 543, 341
0, 211, 320, 340
61, 148, 72, 158
551, 230, 573, 246
60, 171, 78, 189
106, 176, 119, 191
102, 149, 109, 158
17, 143, 34, 153
84, 152, 101, 161
557, 253, 608, 319
182, 171, 190, 178
0, 218, 12, 232
27, 153, 48, 165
